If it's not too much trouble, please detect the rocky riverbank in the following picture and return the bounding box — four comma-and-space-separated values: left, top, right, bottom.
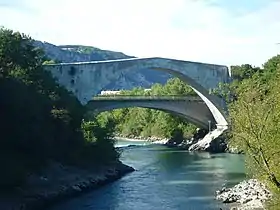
115, 129, 246, 155
115, 130, 232, 153
0, 161, 135, 210
216, 179, 272, 209
114, 134, 169, 143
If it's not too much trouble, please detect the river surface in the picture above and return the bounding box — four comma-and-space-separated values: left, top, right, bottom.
49, 139, 245, 210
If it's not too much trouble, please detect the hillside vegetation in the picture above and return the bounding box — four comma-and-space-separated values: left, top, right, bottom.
0, 28, 119, 189
214, 55, 280, 208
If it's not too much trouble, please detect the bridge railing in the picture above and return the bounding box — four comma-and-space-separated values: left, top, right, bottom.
91, 95, 203, 101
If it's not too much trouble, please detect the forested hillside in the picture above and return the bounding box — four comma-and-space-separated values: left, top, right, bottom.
0, 28, 119, 189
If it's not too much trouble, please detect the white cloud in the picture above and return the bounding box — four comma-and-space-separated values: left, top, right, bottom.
0, 0, 280, 66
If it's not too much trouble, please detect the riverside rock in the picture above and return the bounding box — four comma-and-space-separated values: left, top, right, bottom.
167, 128, 227, 153
216, 179, 272, 209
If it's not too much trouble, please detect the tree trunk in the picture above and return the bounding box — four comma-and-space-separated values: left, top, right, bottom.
269, 173, 280, 188
259, 147, 280, 188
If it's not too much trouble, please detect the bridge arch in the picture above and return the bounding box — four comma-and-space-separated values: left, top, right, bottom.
86, 98, 216, 129
44, 57, 230, 130
146, 66, 227, 128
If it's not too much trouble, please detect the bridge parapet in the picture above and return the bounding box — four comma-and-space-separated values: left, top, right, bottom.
92, 95, 204, 102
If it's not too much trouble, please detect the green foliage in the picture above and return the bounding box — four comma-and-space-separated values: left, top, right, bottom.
212, 64, 263, 103
81, 119, 119, 165
42, 59, 58, 65
0, 28, 118, 189
97, 78, 197, 140
118, 78, 196, 96
227, 54, 280, 208
78, 46, 96, 54
0, 28, 44, 77
263, 55, 280, 74
230, 64, 261, 81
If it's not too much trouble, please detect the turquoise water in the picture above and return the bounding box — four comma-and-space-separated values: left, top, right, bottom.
48, 140, 245, 210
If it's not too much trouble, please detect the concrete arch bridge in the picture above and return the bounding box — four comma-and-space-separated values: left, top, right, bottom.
43, 57, 231, 150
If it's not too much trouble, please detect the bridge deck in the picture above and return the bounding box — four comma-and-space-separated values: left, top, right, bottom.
91, 95, 204, 102
44, 57, 228, 68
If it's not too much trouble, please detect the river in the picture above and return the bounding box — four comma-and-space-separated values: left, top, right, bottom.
48, 139, 245, 210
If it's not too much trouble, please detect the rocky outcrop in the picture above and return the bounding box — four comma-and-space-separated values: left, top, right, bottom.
178, 137, 227, 153
188, 127, 227, 152
164, 128, 205, 148
165, 128, 227, 153
216, 179, 272, 209
0, 161, 134, 210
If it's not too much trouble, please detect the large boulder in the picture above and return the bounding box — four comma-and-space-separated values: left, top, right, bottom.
165, 128, 185, 147
206, 136, 227, 153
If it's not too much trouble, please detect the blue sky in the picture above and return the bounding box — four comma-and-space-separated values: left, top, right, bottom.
0, 0, 280, 66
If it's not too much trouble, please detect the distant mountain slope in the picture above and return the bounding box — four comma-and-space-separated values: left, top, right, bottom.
59, 45, 132, 60
35, 41, 173, 90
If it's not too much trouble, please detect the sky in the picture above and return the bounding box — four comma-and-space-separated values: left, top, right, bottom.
0, 0, 280, 66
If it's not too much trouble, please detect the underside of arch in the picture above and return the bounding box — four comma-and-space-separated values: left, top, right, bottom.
155, 108, 214, 129
86, 101, 216, 129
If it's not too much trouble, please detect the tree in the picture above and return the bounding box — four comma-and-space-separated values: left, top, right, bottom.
230, 64, 261, 81
0, 27, 119, 188
229, 63, 280, 188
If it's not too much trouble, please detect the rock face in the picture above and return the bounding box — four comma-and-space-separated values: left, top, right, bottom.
216, 179, 272, 209
35, 42, 173, 90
